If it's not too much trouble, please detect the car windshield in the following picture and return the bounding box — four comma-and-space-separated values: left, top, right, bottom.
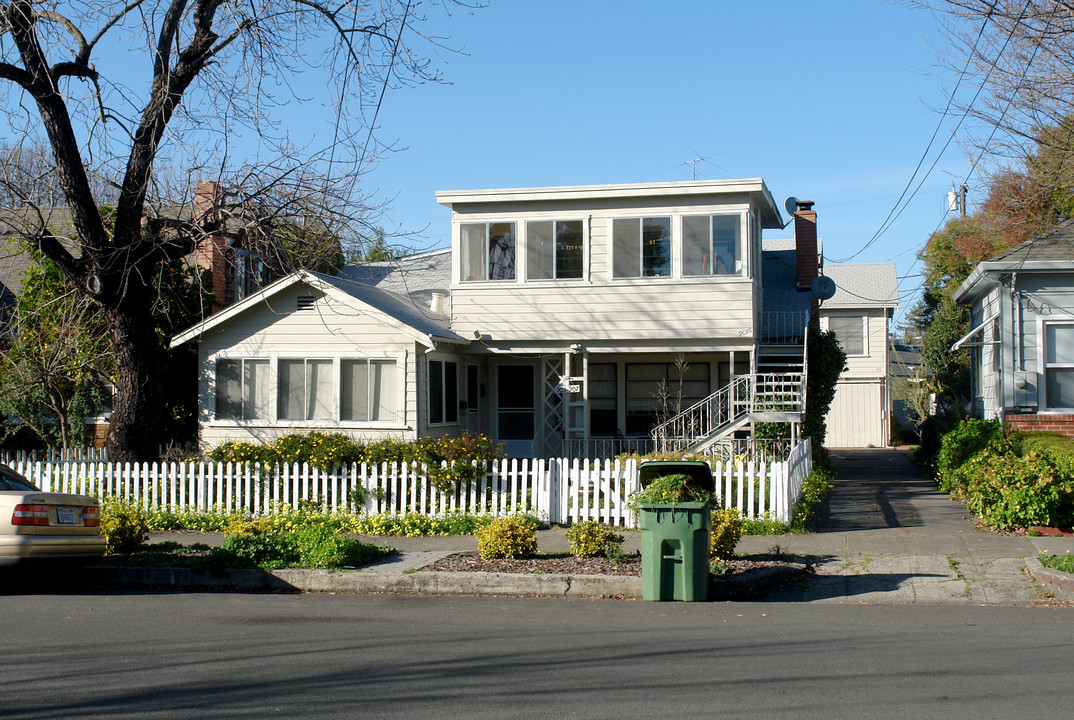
0, 465, 40, 492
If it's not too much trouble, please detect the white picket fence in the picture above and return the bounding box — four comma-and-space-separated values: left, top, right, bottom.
8, 439, 812, 527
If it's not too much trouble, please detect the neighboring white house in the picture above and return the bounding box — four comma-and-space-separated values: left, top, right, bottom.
171, 178, 894, 457
817, 263, 898, 447
952, 220, 1074, 438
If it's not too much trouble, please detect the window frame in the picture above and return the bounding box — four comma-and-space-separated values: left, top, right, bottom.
277, 357, 335, 422
611, 216, 672, 279
623, 361, 710, 437
214, 357, 271, 421
1040, 320, 1074, 411
525, 219, 586, 281
428, 358, 460, 426
828, 315, 868, 357
459, 221, 517, 282
340, 357, 399, 424
680, 212, 744, 277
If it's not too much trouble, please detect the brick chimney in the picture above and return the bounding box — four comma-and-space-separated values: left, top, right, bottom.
192, 181, 227, 310
193, 181, 222, 226
794, 200, 819, 289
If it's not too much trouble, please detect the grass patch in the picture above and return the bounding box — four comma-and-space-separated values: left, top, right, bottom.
1039, 552, 1074, 575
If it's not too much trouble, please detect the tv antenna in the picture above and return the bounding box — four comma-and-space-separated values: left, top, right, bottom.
666, 147, 726, 180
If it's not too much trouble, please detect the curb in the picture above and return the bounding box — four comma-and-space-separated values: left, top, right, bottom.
93, 561, 810, 600
1026, 557, 1074, 597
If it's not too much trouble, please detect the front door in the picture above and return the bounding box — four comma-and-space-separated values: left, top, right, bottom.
497, 364, 536, 457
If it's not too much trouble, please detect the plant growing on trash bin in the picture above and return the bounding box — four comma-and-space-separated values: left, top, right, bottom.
710, 507, 742, 559
627, 473, 715, 510
565, 520, 625, 558
476, 516, 538, 559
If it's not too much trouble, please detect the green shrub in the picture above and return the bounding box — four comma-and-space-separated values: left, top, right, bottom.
565, 520, 624, 558
790, 463, 834, 533
476, 516, 538, 559
99, 498, 149, 553
710, 507, 742, 558
627, 473, 715, 509
958, 441, 1073, 530
935, 417, 1004, 491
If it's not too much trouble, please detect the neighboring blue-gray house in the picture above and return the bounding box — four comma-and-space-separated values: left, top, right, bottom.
952, 219, 1074, 437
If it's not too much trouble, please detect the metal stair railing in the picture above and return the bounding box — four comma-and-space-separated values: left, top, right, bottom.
651, 374, 752, 453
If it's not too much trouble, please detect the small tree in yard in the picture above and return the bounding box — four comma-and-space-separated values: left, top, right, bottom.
0, 250, 112, 449
0, 0, 468, 461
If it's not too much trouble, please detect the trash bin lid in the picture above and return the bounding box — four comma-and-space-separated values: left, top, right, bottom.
638, 460, 714, 495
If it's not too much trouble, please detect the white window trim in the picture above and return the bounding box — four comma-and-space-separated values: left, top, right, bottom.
610, 215, 674, 280
680, 211, 746, 278
213, 356, 271, 422
523, 218, 587, 283
1037, 318, 1074, 412
339, 356, 404, 426
826, 315, 869, 358
458, 221, 517, 284
208, 353, 408, 429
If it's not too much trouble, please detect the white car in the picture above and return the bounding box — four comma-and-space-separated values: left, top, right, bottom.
0, 464, 107, 566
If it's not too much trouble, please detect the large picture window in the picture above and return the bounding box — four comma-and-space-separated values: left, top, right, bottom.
612, 217, 671, 278
527, 220, 584, 280
461, 222, 516, 281
682, 213, 742, 276
429, 359, 459, 424
341, 359, 397, 422
829, 316, 866, 356
1044, 323, 1074, 409
278, 358, 333, 420
215, 358, 270, 420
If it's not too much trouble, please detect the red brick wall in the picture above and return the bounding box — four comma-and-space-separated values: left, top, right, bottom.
1005, 412, 1074, 438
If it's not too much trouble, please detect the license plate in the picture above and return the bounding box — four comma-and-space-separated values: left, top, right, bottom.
56, 507, 77, 525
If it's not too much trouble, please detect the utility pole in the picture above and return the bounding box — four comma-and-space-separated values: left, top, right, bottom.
948, 183, 969, 217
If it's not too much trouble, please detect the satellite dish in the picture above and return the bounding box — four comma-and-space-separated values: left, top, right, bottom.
812, 275, 837, 301
784, 196, 799, 216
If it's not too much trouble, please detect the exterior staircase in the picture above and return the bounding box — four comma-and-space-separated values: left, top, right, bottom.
651, 311, 809, 454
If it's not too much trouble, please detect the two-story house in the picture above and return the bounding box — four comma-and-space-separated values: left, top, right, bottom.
172, 178, 824, 457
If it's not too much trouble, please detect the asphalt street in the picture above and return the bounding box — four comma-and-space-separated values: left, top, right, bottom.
1, 591, 1073, 719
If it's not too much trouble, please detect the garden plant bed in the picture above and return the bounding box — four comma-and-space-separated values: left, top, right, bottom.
424, 550, 798, 577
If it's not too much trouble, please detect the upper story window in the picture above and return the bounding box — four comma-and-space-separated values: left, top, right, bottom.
829, 316, 866, 356
612, 217, 671, 278
461, 222, 516, 281
682, 214, 741, 276
527, 220, 584, 280
1043, 323, 1074, 409
215, 358, 270, 420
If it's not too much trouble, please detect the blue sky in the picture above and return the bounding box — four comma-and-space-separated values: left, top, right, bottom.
354, 1, 979, 326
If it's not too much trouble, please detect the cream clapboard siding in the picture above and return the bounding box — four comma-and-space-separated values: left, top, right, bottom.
826, 381, 885, 447
452, 280, 755, 341
821, 307, 890, 447
197, 283, 422, 448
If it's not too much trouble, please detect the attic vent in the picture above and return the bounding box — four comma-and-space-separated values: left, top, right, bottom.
296, 294, 316, 311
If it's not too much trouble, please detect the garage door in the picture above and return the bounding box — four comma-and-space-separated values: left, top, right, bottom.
826, 381, 885, 448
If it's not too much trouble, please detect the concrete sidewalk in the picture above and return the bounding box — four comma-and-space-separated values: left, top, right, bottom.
142, 448, 1074, 604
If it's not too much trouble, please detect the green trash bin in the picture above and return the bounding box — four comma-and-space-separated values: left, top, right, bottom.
638, 502, 712, 601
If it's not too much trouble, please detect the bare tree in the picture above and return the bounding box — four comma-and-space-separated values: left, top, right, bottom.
915, 1, 1074, 165
0, 0, 467, 460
